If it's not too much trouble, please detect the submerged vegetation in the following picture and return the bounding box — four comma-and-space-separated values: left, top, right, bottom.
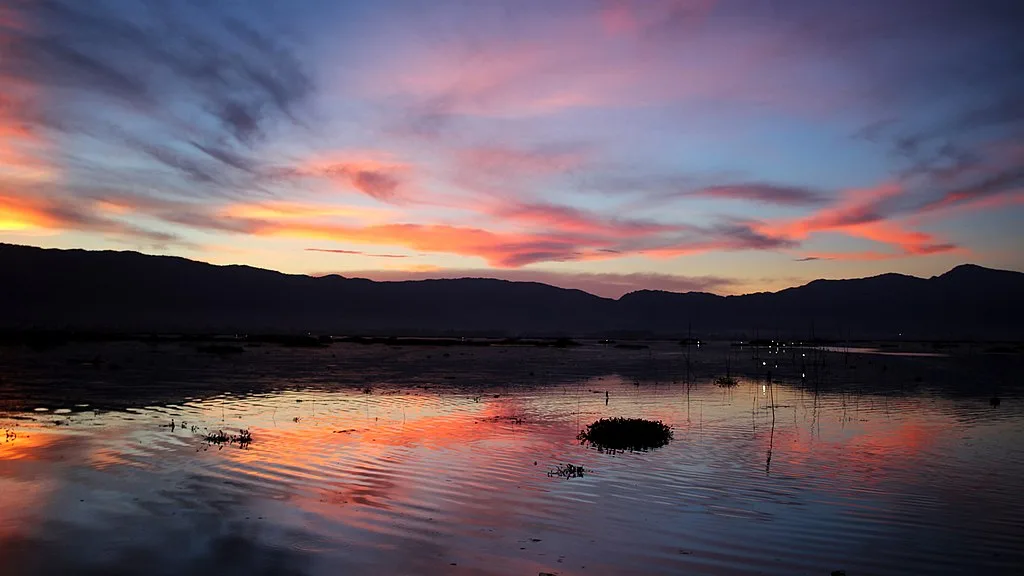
578, 417, 673, 452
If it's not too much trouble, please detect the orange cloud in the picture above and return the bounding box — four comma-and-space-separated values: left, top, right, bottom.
757, 183, 959, 258
221, 201, 395, 223
264, 221, 601, 267
0, 192, 60, 231
0, 191, 178, 243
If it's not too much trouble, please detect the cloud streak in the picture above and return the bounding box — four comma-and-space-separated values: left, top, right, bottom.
305, 248, 407, 258
688, 183, 828, 206
0, 0, 315, 205
0, 191, 178, 244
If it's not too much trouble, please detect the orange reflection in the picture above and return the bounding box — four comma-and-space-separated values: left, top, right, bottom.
0, 425, 57, 462
0, 425, 59, 542
206, 392, 570, 530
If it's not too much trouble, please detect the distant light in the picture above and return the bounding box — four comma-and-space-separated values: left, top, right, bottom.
762, 361, 767, 366
802, 373, 806, 378
802, 353, 806, 357
762, 384, 766, 393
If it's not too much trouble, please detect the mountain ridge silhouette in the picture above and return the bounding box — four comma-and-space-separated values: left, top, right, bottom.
3, 243, 1022, 339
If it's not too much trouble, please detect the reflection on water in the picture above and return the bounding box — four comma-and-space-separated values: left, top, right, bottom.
1, 344, 1023, 575
813, 346, 948, 358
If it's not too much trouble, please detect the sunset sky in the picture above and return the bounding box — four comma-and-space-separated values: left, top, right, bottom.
2, 0, 1022, 297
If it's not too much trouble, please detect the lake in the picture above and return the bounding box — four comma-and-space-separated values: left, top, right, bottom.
1, 341, 1022, 575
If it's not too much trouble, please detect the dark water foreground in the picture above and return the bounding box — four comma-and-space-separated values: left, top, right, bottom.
1, 342, 1022, 575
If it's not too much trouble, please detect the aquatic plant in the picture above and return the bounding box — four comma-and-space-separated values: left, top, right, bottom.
577, 417, 673, 452
237, 428, 253, 446
204, 429, 231, 443
547, 463, 585, 478
203, 428, 253, 447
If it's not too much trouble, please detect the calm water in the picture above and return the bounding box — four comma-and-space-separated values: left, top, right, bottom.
1, 342, 1023, 575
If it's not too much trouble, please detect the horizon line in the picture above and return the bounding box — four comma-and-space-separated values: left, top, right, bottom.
1, 242, 1016, 301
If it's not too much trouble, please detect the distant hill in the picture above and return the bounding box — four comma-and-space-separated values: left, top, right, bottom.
2, 243, 1022, 339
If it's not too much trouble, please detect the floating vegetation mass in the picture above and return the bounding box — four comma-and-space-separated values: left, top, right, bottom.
577, 417, 673, 452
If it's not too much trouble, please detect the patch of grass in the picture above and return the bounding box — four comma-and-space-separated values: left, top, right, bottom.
578, 417, 673, 452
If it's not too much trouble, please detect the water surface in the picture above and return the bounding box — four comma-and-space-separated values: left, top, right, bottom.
1, 342, 1022, 575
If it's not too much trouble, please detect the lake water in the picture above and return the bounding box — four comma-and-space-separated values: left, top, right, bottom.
1, 342, 1022, 575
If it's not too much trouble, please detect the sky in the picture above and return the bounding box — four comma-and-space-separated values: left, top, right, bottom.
1, 0, 1023, 297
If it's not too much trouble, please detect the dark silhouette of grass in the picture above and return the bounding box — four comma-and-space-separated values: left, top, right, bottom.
578, 417, 672, 452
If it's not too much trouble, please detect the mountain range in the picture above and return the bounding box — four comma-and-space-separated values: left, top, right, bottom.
3, 243, 1022, 339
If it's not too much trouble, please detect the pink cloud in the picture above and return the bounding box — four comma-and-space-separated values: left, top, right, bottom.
456, 145, 588, 178
357, 3, 793, 123
284, 152, 413, 202
492, 201, 684, 238
598, 0, 717, 37
599, 1, 640, 35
